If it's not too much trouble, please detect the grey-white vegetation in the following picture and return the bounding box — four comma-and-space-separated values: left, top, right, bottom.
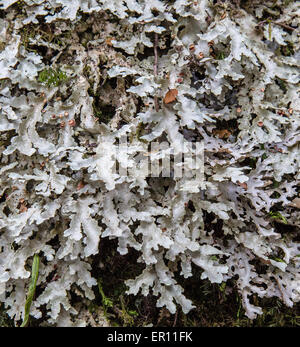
0, 0, 299, 326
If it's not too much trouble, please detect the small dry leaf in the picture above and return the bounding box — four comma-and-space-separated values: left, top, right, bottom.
237, 181, 248, 190
164, 89, 178, 104
19, 204, 28, 213
105, 37, 114, 46
213, 129, 231, 139
262, 180, 273, 187
257, 121, 264, 127
77, 181, 85, 190
19, 200, 28, 213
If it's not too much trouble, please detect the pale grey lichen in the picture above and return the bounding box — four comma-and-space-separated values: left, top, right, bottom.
0, 0, 299, 325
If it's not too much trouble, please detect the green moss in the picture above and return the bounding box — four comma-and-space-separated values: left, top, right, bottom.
83, 65, 92, 79
20, 26, 35, 51
248, 157, 258, 169
272, 179, 280, 188
216, 51, 225, 60
281, 43, 294, 57
98, 279, 113, 311
38, 68, 67, 87
135, 122, 148, 144
276, 78, 287, 93
119, 295, 138, 327
268, 211, 288, 224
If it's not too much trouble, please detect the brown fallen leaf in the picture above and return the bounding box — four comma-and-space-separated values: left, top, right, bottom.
213, 129, 232, 139
19, 199, 28, 213
77, 181, 85, 190
262, 179, 273, 187
19, 204, 28, 213
164, 89, 178, 104
105, 37, 114, 46
237, 181, 248, 190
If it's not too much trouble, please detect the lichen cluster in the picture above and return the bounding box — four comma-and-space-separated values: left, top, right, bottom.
0, 0, 299, 326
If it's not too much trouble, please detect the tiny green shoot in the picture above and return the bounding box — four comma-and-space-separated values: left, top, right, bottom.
20, 254, 40, 327
268, 211, 288, 224
98, 279, 113, 314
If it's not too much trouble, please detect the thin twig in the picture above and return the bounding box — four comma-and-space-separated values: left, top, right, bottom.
154, 33, 159, 112
273, 22, 296, 31
257, 20, 295, 31
154, 33, 158, 76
